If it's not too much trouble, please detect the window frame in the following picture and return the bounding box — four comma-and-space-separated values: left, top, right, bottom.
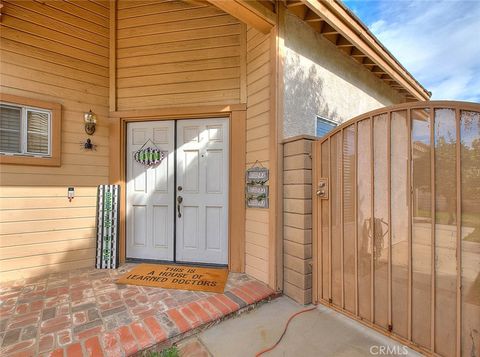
0, 94, 61, 166
315, 115, 338, 138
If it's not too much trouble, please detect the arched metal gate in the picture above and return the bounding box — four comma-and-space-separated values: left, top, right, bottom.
312, 101, 480, 356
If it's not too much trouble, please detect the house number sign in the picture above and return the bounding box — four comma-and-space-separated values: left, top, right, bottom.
95, 185, 120, 269
246, 166, 269, 208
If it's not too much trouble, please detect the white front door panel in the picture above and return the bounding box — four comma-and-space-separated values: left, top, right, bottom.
176, 118, 229, 264
126, 121, 175, 260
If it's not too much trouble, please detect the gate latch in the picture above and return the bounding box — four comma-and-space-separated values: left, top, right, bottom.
316, 178, 328, 199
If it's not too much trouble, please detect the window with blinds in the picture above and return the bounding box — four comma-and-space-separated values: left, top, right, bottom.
0, 103, 51, 156
316, 116, 337, 138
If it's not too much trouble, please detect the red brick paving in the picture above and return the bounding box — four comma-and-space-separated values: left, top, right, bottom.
115, 326, 138, 356
167, 309, 191, 333
102, 332, 122, 357
143, 316, 167, 341
0, 264, 274, 356
65, 343, 83, 357
49, 348, 65, 357
84, 336, 103, 357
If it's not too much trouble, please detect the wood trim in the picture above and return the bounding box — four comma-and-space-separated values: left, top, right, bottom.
230, 110, 246, 272
206, 0, 276, 34
239, 23, 247, 104
268, 22, 279, 290
108, 117, 125, 262
110, 104, 246, 119
109, 0, 116, 112
110, 105, 247, 272
299, 0, 430, 101
0, 93, 62, 167
275, 2, 286, 292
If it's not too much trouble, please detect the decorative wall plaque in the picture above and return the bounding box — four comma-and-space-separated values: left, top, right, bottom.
247, 196, 269, 208
134, 147, 167, 166
246, 163, 269, 208
246, 167, 269, 183
246, 185, 269, 195
96, 185, 120, 269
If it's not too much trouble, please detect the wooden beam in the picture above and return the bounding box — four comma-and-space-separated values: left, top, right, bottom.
323, 33, 338, 44
258, 0, 276, 13
286, 1, 304, 8
287, 3, 308, 19
351, 48, 367, 58
336, 36, 353, 48
363, 57, 375, 67
371, 66, 386, 74
304, 9, 321, 22
320, 22, 337, 35
308, 19, 324, 33
206, 0, 276, 34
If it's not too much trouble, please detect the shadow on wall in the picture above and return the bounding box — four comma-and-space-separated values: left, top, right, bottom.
283, 12, 406, 140
285, 12, 404, 103
284, 52, 339, 138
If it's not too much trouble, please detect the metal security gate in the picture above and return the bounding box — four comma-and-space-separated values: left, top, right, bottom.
312, 101, 480, 356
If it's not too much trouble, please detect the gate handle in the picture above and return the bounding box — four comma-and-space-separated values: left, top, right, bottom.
177, 196, 183, 218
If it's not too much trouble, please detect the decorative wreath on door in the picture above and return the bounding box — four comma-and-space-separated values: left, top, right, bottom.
134, 139, 168, 166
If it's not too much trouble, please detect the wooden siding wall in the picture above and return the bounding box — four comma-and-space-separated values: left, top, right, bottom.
244, 26, 272, 283
0, 0, 110, 282
116, 0, 242, 110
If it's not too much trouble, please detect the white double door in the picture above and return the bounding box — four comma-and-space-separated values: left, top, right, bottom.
126, 118, 229, 264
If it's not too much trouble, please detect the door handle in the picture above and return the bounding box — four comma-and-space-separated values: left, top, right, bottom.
177, 195, 183, 218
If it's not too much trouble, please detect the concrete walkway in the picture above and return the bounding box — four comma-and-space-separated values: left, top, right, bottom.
181, 296, 421, 357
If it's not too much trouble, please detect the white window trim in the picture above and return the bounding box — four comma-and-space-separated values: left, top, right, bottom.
0, 102, 52, 157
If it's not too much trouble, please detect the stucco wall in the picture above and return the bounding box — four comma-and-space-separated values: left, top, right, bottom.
283, 12, 406, 138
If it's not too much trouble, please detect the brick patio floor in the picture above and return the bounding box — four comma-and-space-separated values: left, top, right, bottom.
0, 264, 274, 357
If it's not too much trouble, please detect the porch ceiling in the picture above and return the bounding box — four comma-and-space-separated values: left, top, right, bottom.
286, 0, 431, 102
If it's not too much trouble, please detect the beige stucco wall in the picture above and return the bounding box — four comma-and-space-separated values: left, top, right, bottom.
283, 12, 406, 138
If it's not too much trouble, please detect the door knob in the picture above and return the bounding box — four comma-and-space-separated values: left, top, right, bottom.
177, 196, 183, 218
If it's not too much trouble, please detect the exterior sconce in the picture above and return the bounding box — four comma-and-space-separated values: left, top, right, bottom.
84, 109, 97, 135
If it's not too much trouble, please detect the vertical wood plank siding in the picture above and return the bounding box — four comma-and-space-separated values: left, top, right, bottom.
116, 0, 242, 110
0, 0, 110, 281
245, 26, 272, 283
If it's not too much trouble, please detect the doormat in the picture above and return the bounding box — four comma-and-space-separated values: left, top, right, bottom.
116, 263, 228, 293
